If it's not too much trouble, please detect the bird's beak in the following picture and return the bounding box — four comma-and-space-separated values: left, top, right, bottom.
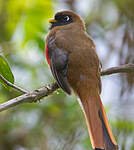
48, 19, 57, 23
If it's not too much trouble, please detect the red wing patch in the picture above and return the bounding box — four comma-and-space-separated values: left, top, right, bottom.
45, 44, 50, 66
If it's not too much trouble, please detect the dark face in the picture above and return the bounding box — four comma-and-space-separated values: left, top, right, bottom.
49, 14, 73, 29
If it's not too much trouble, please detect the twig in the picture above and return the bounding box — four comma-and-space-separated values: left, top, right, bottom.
101, 63, 134, 76
0, 82, 58, 112
0, 74, 28, 93
0, 63, 134, 112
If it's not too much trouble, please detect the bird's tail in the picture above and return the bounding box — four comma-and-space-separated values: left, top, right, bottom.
79, 95, 118, 150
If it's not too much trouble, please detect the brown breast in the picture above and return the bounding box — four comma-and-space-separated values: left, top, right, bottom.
55, 29, 101, 97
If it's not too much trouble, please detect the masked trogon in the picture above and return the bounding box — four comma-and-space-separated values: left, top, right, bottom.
45, 10, 118, 150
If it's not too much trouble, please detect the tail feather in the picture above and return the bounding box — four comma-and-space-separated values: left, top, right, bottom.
99, 101, 118, 150
79, 95, 118, 150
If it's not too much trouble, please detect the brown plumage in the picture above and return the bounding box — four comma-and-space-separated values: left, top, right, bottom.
46, 10, 118, 150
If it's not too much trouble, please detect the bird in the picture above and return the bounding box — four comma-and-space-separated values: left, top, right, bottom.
45, 10, 118, 150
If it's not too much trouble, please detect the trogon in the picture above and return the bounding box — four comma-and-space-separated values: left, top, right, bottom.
45, 10, 118, 150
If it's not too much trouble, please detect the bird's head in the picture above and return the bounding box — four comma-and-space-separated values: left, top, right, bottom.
48, 10, 85, 31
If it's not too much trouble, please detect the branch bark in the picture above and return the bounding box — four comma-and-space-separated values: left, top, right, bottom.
101, 63, 134, 76
0, 83, 58, 112
0, 74, 28, 93
0, 63, 134, 112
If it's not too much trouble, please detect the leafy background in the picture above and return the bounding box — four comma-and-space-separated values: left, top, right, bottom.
0, 0, 134, 150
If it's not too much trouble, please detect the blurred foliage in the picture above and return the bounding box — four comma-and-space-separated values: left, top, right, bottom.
0, 0, 134, 150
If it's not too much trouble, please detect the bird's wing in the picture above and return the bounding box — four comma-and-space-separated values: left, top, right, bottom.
47, 36, 71, 95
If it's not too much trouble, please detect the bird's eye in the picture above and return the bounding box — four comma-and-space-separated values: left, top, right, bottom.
64, 16, 70, 21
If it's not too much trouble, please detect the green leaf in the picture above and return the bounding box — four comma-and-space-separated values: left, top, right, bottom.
0, 55, 14, 90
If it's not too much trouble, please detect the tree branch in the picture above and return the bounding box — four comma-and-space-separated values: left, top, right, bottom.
101, 63, 134, 76
0, 63, 134, 112
0, 74, 28, 93
0, 83, 58, 112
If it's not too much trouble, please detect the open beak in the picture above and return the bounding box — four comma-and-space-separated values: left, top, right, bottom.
48, 19, 57, 23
